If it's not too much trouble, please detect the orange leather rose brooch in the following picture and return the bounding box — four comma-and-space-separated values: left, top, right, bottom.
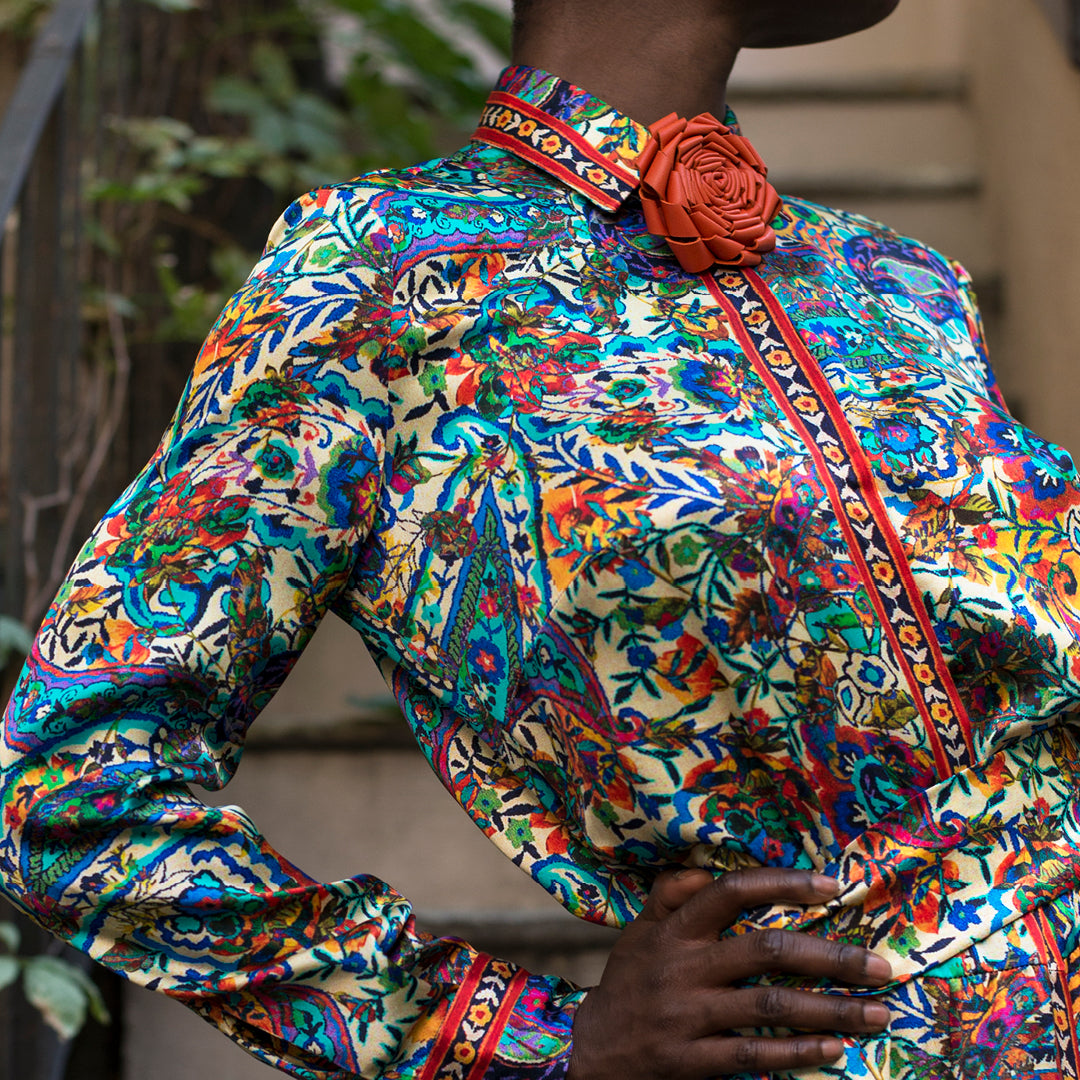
636, 112, 781, 273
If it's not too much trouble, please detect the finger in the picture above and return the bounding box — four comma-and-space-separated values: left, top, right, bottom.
668, 868, 839, 940
638, 869, 716, 923
690, 986, 889, 1038
682, 1034, 846, 1076
707, 929, 892, 987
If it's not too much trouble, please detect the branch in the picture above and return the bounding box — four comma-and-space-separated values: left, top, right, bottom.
21, 301, 132, 625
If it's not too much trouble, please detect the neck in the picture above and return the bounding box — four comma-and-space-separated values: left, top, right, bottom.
511, 0, 743, 127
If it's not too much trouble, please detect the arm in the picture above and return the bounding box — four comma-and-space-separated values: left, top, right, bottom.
0, 185, 582, 1080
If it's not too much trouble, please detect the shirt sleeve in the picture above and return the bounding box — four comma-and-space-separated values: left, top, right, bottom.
947, 256, 1007, 413
0, 185, 584, 1080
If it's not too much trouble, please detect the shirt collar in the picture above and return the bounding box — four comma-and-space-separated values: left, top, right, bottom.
472, 65, 650, 212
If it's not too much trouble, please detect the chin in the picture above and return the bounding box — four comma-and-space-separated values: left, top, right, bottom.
742, 0, 902, 49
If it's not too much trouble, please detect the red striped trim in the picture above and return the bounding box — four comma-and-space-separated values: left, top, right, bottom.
703, 278, 919, 737
474, 90, 638, 211
1036, 908, 1080, 1078
744, 268, 974, 761
417, 957, 529, 1080
418, 957, 487, 1080
472, 126, 623, 212
485, 91, 640, 187
464, 968, 529, 1080
704, 272, 970, 780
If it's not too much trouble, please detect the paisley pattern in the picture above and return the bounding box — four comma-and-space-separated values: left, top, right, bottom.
4, 64, 1080, 1077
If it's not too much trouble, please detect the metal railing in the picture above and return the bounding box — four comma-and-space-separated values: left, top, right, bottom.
0, 4, 126, 1077
1, 0, 100, 632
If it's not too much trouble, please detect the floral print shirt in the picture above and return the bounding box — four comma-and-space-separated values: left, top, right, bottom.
5, 64, 1080, 1080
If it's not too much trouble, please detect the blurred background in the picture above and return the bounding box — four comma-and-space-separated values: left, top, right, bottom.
1, 0, 1079, 1076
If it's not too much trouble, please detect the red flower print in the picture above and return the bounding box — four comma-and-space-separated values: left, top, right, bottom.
517, 583, 540, 611
107, 472, 251, 594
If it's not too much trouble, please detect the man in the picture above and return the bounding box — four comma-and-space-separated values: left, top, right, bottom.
5, 2, 1079, 1078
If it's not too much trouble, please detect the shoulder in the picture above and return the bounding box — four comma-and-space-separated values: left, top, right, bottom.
777, 195, 976, 320
776, 195, 999, 398
257, 141, 563, 278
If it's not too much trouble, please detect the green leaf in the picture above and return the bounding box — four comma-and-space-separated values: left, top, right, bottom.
289, 93, 346, 140
0, 616, 32, 669
61, 964, 111, 1026
185, 135, 256, 177
0, 0, 49, 34
139, 0, 200, 10
0, 921, 20, 954
130, 172, 203, 211
0, 951, 20, 991
340, 0, 479, 101
111, 115, 195, 151
251, 41, 298, 102
206, 76, 269, 117
251, 110, 292, 156
22, 957, 89, 1041
82, 216, 122, 257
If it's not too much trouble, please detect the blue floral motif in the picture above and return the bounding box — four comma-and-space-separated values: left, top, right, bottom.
467, 638, 506, 681
317, 437, 379, 530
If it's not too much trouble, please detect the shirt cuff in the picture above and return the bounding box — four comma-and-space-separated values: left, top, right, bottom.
410, 954, 586, 1080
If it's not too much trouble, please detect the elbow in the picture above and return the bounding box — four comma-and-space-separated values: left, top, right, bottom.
0, 754, 110, 935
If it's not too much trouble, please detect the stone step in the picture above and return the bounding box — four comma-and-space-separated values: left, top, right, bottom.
730, 0, 974, 90
726, 95, 991, 278
729, 76, 967, 104
731, 98, 978, 193
204, 744, 570, 915
418, 910, 617, 987
253, 613, 394, 740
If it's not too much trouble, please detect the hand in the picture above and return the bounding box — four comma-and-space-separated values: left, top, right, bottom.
567, 868, 892, 1079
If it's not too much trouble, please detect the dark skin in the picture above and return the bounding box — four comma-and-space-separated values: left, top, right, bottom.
512, 2, 903, 1076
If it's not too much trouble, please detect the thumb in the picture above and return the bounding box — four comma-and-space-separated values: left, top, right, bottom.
637, 868, 714, 923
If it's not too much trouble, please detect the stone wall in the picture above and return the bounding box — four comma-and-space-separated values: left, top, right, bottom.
972, 2, 1080, 451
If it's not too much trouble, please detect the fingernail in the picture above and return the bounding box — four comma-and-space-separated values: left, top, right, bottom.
863, 1002, 890, 1028
819, 1037, 844, 1061
675, 867, 702, 879
811, 874, 840, 896
866, 954, 893, 981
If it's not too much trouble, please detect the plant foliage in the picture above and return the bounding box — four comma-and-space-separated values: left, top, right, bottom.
0, 922, 110, 1041
0, 615, 32, 670
89, 0, 511, 341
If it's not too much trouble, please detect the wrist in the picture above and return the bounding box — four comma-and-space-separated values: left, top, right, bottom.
566, 988, 601, 1080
